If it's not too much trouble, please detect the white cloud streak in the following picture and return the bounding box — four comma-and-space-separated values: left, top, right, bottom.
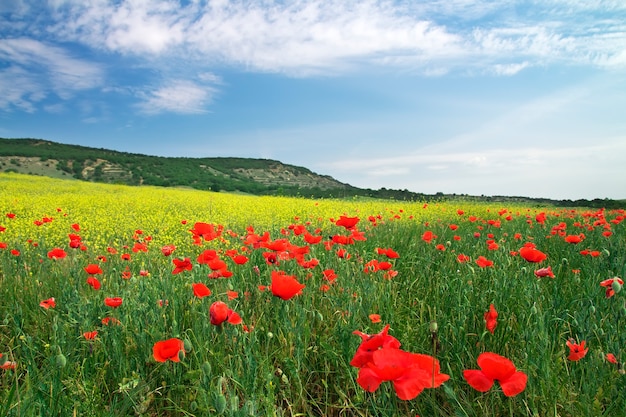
0, 37, 104, 111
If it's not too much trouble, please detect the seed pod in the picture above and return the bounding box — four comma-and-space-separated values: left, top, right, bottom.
55, 353, 67, 368
214, 394, 227, 414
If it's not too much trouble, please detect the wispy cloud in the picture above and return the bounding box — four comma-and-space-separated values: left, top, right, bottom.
0, 37, 104, 110
136, 80, 215, 115
33, 0, 626, 75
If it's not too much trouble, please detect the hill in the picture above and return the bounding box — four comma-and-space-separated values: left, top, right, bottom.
1, 138, 623, 208
0, 138, 422, 199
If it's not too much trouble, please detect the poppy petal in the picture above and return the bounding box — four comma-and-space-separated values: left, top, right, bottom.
463, 370, 494, 392
477, 352, 516, 381
499, 371, 528, 397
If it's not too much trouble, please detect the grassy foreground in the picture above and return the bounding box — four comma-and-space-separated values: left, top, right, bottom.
0, 172, 625, 416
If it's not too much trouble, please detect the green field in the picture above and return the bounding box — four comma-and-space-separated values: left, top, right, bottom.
0, 173, 625, 416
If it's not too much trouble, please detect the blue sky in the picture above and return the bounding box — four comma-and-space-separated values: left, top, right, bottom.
1, 0, 625, 200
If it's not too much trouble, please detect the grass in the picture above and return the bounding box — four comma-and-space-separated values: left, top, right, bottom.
0, 172, 625, 416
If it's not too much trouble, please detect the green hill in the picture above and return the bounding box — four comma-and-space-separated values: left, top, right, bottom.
0, 138, 422, 199
1, 138, 623, 208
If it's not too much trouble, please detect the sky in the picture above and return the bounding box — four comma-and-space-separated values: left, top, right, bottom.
1, 0, 625, 201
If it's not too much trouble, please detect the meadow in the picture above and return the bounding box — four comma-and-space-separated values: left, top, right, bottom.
0, 172, 625, 416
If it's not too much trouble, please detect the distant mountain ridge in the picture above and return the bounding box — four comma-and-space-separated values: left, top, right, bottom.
0, 138, 623, 208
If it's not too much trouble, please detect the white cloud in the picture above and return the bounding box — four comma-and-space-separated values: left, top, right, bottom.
0, 37, 104, 110
136, 80, 215, 114
35, 0, 626, 76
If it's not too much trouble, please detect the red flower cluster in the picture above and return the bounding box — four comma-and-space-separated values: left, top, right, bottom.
350, 325, 449, 400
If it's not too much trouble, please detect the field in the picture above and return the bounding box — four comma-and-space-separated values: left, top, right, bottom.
0, 172, 625, 416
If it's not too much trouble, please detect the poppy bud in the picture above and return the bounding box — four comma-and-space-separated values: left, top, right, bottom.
589, 305, 596, 314
55, 353, 67, 368
603, 249, 610, 257
202, 361, 212, 376
189, 401, 198, 412
214, 393, 227, 414
530, 303, 538, 315
520, 267, 527, 274
184, 338, 193, 353
429, 321, 438, 333
177, 349, 185, 362
611, 279, 622, 294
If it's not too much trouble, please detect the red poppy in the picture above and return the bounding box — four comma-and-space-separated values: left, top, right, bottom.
369, 314, 381, 323
335, 215, 360, 230
104, 297, 123, 308
564, 234, 584, 244
484, 304, 497, 334
86, 276, 101, 290
566, 339, 588, 361
376, 248, 400, 258
209, 301, 242, 325
350, 324, 401, 368
227, 290, 238, 300
83, 330, 98, 340
232, 254, 249, 265
40, 297, 56, 309
270, 271, 305, 300
356, 347, 450, 400
0, 353, 16, 370
457, 254, 470, 263
10, 249, 20, 256
600, 277, 623, 298
534, 266, 555, 278
519, 243, 547, 263
475, 256, 494, 268
606, 353, 618, 364
161, 244, 176, 256
84, 264, 103, 275
421, 231, 436, 243
101, 317, 121, 326
192, 283, 211, 298
153, 338, 185, 362
172, 257, 193, 274
463, 352, 527, 397
47, 248, 67, 260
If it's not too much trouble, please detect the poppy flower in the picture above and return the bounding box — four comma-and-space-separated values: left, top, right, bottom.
47, 248, 67, 260
534, 266, 555, 278
86, 276, 101, 290
564, 234, 584, 244
227, 290, 238, 300
457, 254, 470, 263
606, 353, 618, 364
84, 264, 103, 275
40, 297, 56, 309
232, 254, 249, 265
600, 277, 623, 298
475, 256, 494, 268
83, 330, 98, 340
519, 243, 547, 263
350, 324, 401, 368
161, 244, 176, 256
172, 257, 193, 274
104, 297, 123, 308
209, 301, 242, 325
484, 304, 497, 334
566, 339, 588, 361
101, 317, 121, 326
335, 215, 360, 230
376, 248, 400, 259
421, 231, 436, 243
270, 270, 305, 300
153, 338, 185, 363
369, 314, 381, 323
463, 352, 527, 397
0, 353, 16, 370
356, 347, 450, 400
192, 283, 211, 298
